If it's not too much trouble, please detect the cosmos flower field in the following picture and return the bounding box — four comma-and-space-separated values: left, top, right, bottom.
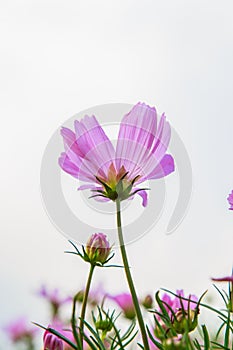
4, 103, 233, 350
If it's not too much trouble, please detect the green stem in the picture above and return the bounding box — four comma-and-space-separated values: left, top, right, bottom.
116, 199, 149, 350
26, 337, 34, 350
79, 264, 95, 348
71, 293, 81, 349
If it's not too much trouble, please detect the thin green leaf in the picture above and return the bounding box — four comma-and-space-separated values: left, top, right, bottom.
215, 321, 225, 340
81, 320, 105, 350
224, 310, 231, 348
121, 330, 138, 348
146, 326, 163, 350
193, 338, 202, 350
202, 324, 210, 350
211, 341, 229, 349
82, 333, 98, 350
213, 284, 228, 306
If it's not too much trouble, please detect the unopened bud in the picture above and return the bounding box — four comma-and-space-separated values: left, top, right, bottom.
173, 308, 199, 334
142, 294, 153, 309
95, 320, 112, 333
86, 233, 111, 264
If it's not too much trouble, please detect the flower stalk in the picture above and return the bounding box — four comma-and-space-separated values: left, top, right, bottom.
79, 264, 95, 347
116, 198, 149, 350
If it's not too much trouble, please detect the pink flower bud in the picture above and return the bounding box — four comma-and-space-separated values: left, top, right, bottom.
86, 233, 111, 264
43, 330, 63, 350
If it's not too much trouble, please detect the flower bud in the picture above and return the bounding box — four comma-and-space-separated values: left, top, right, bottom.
141, 294, 153, 309
43, 330, 63, 350
85, 233, 111, 264
95, 319, 112, 333
76, 290, 84, 303
173, 308, 198, 334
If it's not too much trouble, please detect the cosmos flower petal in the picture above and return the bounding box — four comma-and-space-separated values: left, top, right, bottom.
116, 103, 172, 181
59, 152, 80, 178
152, 113, 171, 157
59, 152, 96, 182
212, 276, 233, 282
146, 154, 175, 180
131, 189, 148, 207
140, 114, 171, 178
175, 289, 198, 310
60, 116, 116, 182
61, 127, 82, 156
116, 102, 157, 176
227, 190, 233, 210
74, 115, 115, 173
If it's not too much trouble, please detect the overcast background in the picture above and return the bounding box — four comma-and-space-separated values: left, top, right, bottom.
1, 1, 233, 348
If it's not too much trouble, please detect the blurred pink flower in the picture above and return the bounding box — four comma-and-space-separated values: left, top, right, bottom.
108, 293, 136, 319
59, 102, 174, 207
159, 290, 198, 316
38, 286, 71, 319
154, 291, 199, 335
4, 317, 37, 343
227, 190, 233, 210
38, 285, 71, 306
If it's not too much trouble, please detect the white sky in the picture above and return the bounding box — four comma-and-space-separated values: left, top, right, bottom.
1, 1, 233, 348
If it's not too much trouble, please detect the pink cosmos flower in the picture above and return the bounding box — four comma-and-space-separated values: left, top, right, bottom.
38, 285, 71, 306
4, 317, 37, 343
155, 291, 199, 335
59, 102, 175, 207
108, 293, 136, 319
159, 290, 198, 316
227, 190, 233, 210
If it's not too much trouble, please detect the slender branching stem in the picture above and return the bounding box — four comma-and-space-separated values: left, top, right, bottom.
116, 199, 149, 350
